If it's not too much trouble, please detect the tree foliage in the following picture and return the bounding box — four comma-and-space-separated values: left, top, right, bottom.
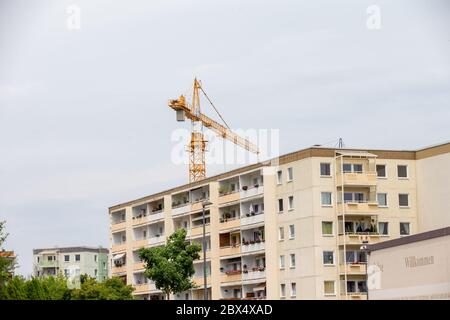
0, 221, 17, 292
139, 228, 201, 299
0, 274, 134, 300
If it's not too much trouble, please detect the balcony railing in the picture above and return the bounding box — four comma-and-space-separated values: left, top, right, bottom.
191, 224, 210, 237
339, 232, 380, 245
240, 185, 264, 199
219, 217, 240, 230
242, 269, 266, 281
111, 221, 126, 232
241, 212, 264, 226
219, 244, 241, 256
336, 171, 377, 187
241, 240, 265, 253
340, 263, 366, 275
218, 191, 240, 204
172, 203, 190, 216
112, 243, 127, 252
337, 202, 379, 216
220, 271, 242, 283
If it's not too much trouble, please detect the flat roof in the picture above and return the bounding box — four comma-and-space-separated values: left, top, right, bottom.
33, 246, 109, 254
109, 141, 450, 211
368, 226, 450, 252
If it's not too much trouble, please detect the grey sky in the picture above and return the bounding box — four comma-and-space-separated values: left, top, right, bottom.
0, 0, 449, 276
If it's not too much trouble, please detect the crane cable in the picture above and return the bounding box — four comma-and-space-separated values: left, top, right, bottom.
198, 85, 231, 130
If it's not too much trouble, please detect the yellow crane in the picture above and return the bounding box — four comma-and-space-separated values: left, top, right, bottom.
169, 79, 259, 182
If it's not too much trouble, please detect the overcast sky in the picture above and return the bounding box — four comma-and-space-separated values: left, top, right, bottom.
0, 0, 449, 276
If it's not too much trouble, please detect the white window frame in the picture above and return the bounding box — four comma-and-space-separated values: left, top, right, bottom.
376, 164, 387, 179
278, 198, 284, 213
324, 280, 336, 296
289, 253, 296, 269
279, 255, 285, 269
289, 224, 295, 239
399, 193, 410, 208
288, 196, 294, 211
320, 162, 332, 177
287, 167, 293, 182
291, 282, 297, 297
323, 251, 334, 266
321, 221, 334, 236
378, 222, 389, 236
377, 193, 388, 207
277, 170, 282, 185
321, 192, 333, 207
278, 227, 285, 241
280, 283, 286, 298
397, 165, 409, 179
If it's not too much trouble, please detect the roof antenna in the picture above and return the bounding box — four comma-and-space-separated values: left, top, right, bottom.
338, 138, 344, 149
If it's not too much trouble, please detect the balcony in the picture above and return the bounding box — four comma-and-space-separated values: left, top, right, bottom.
111, 243, 127, 253
134, 283, 150, 294
191, 200, 208, 212
38, 260, 58, 268
339, 233, 381, 245
341, 292, 367, 300
148, 211, 164, 222
337, 202, 379, 216
132, 214, 149, 226
220, 271, 242, 283
111, 265, 126, 274
336, 172, 377, 187
191, 224, 210, 237
242, 269, 266, 281
193, 276, 211, 286
111, 221, 126, 232
340, 263, 366, 275
198, 250, 211, 261
240, 185, 264, 199
172, 203, 190, 216
241, 241, 265, 253
220, 245, 241, 257
220, 217, 240, 230
241, 213, 264, 227
219, 192, 240, 205
133, 262, 145, 271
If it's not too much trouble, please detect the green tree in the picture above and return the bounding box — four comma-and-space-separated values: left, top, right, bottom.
139, 228, 201, 300
71, 275, 134, 300
0, 220, 17, 295
1, 275, 70, 300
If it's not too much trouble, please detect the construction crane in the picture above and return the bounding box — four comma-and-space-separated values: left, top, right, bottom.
169, 79, 259, 182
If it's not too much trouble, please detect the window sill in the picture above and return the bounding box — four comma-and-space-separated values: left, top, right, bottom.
322, 234, 334, 237
289, 266, 296, 269
323, 264, 335, 267
378, 205, 388, 208
398, 177, 409, 180
321, 205, 333, 208
399, 206, 410, 209
289, 237, 295, 240
288, 208, 294, 212
320, 175, 332, 178
278, 211, 284, 214
279, 267, 285, 270
287, 180, 293, 183
377, 176, 387, 180
324, 293, 336, 297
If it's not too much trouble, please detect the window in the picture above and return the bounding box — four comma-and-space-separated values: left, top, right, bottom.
320, 163, 331, 176
322, 221, 333, 236
287, 167, 293, 182
94, 255, 97, 262
278, 227, 285, 241
323, 251, 334, 265
290, 254, 296, 268
289, 225, 295, 239
400, 222, 410, 235
324, 281, 335, 296
399, 194, 409, 207
397, 165, 408, 178
344, 192, 353, 203
64, 269, 70, 277
353, 164, 363, 173
143, 230, 147, 239
291, 283, 297, 297
277, 170, 282, 184
354, 192, 364, 202
94, 269, 98, 276
288, 196, 294, 210
279, 255, 285, 269
75, 254, 80, 262
376, 164, 386, 178
280, 284, 286, 298
321, 192, 332, 206
64, 255, 69, 262
48, 256, 53, 261
278, 199, 284, 212
378, 222, 389, 235
343, 163, 352, 173
377, 193, 387, 207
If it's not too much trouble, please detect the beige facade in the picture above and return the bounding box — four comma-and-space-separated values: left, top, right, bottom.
108, 142, 450, 300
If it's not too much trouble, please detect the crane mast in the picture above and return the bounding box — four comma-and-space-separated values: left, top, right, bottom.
169, 79, 259, 182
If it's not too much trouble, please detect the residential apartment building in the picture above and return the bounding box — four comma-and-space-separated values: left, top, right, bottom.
33, 246, 109, 287
108, 141, 450, 300
0, 250, 17, 279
